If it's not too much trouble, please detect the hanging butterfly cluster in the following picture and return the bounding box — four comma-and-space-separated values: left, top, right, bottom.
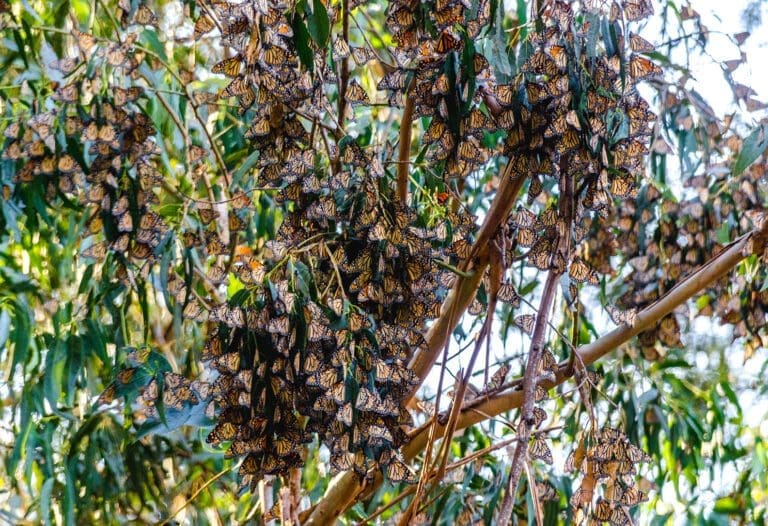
1, 28, 168, 277
493, 1, 657, 289
194, 0, 475, 487
613, 136, 768, 360
567, 427, 651, 525
381, 0, 497, 178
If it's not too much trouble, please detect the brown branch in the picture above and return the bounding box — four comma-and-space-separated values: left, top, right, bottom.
496, 270, 559, 524
396, 94, 415, 203
337, 0, 350, 132
498, 167, 575, 522
303, 222, 765, 524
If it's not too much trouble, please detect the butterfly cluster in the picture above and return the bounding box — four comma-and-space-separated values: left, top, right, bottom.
567, 427, 651, 525
381, 0, 496, 179
1, 27, 169, 281
489, 1, 656, 292
613, 134, 768, 360
193, 0, 476, 487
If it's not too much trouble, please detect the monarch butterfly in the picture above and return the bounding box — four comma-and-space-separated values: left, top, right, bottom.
620, 485, 648, 506
531, 406, 548, 427
116, 212, 133, 233
516, 228, 538, 247
625, 442, 651, 463
388, 7, 415, 28
498, 282, 521, 306
623, 0, 654, 21
222, 15, 248, 36
511, 206, 537, 229
72, 29, 97, 53
106, 46, 130, 67
393, 28, 418, 49
52, 83, 79, 103
203, 232, 227, 256
377, 69, 407, 92
387, 458, 418, 483
351, 46, 376, 66
28, 112, 56, 140
213, 352, 240, 374
486, 363, 509, 391
262, 45, 291, 67
37, 156, 55, 175
212, 55, 242, 77
458, 139, 486, 163
523, 52, 558, 76
494, 83, 516, 107
423, 117, 448, 145
81, 240, 107, 259
336, 402, 353, 427
345, 79, 370, 105
557, 129, 580, 153
569, 258, 598, 284
133, 4, 157, 26
329, 452, 353, 473
536, 208, 558, 231
592, 498, 615, 521
514, 314, 536, 335
435, 29, 462, 54
193, 14, 216, 39
534, 480, 558, 501
546, 44, 568, 69
355, 387, 381, 413
629, 54, 662, 79
2, 122, 21, 140
526, 82, 550, 105
628, 31, 654, 53
529, 435, 553, 464
434, 3, 463, 28
331, 36, 351, 61
182, 300, 207, 321
201, 334, 223, 360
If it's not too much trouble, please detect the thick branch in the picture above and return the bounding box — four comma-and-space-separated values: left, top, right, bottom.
303, 225, 763, 524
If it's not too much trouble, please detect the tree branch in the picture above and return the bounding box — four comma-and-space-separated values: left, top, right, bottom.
497, 167, 574, 522
396, 94, 415, 203
496, 270, 559, 524
303, 223, 765, 524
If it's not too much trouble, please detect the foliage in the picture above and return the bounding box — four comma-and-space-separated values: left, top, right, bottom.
0, 0, 767, 524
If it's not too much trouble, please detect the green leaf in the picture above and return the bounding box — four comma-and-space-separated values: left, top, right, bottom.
305, 0, 330, 46
713, 496, 743, 515
734, 124, 768, 176
292, 14, 315, 72
232, 149, 261, 186
40, 477, 54, 526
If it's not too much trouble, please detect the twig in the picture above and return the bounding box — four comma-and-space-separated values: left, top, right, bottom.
158, 467, 230, 526
336, 0, 350, 142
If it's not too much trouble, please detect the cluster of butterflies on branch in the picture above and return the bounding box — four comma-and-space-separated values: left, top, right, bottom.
2, 27, 170, 281
183, 0, 664, 501
0, 0, 672, 514
190, 0, 486, 487
610, 143, 768, 362
567, 427, 652, 526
